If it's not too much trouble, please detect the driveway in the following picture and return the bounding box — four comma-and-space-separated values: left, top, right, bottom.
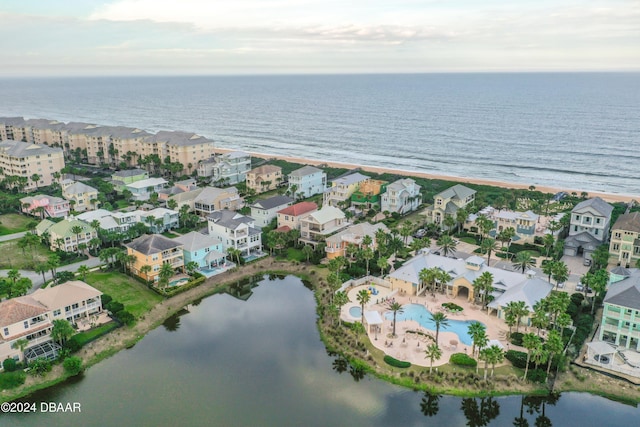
0, 231, 27, 242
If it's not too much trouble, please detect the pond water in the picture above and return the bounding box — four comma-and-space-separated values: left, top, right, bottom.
4, 275, 639, 427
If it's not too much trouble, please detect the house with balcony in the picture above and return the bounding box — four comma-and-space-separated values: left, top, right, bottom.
246, 165, 283, 194
36, 217, 98, 252
564, 197, 613, 260
277, 201, 318, 231
111, 168, 149, 191
197, 151, 251, 185
423, 184, 476, 230
599, 267, 640, 350
61, 180, 99, 212
193, 186, 243, 216
609, 212, 640, 268
125, 234, 185, 283
299, 206, 348, 246
125, 177, 168, 201
0, 139, 65, 191
325, 222, 389, 260
173, 231, 228, 272
250, 195, 293, 228
20, 194, 70, 218
380, 178, 422, 215
477, 206, 539, 244
287, 166, 326, 199
207, 210, 263, 258
157, 178, 198, 202
0, 281, 103, 365
323, 172, 370, 208
350, 179, 387, 211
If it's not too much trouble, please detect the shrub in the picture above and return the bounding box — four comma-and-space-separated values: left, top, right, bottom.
450, 353, 477, 367
527, 369, 548, 383
63, 356, 84, 376
384, 355, 411, 368
2, 357, 17, 372
115, 310, 135, 326
101, 294, 113, 309
106, 301, 124, 314
65, 337, 82, 353
505, 350, 529, 369
442, 302, 463, 312
510, 332, 524, 346
0, 371, 26, 389
29, 357, 52, 376
54, 270, 76, 285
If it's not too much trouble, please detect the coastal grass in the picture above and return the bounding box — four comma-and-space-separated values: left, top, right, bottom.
0, 213, 34, 235
84, 271, 163, 318
0, 240, 54, 269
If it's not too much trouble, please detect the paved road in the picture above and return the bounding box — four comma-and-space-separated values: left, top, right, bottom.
0, 231, 28, 242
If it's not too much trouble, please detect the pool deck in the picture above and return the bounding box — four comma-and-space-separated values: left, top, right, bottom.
342, 284, 519, 368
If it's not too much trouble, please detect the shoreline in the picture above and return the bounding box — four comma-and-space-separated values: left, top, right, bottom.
214, 148, 638, 204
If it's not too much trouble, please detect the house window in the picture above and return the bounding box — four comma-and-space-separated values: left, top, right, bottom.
575, 215, 580, 221
65, 306, 71, 312
595, 229, 599, 235
596, 218, 601, 224
24, 321, 29, 329
53, 309, 61, 316
613, 244, 620, 251
3, 328, 8, 336
574, 226, 578, 232
615, 232, 621, 239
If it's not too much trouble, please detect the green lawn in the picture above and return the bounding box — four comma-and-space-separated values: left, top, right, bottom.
0, 240, 55, 270
84, 271, 163, 318
0, 213, 36, 236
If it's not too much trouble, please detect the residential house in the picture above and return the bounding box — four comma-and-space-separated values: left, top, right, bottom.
193, 186, 243, 216
277, 202, 318, 231
0, 139, 65, 191
299, 206, 349, 246
111, 168, 149, 191
36, 217, 98, 252
207, 210, 263, 258
125, 234, 184, 283
380, 178, 422, 215
157, 178, 199, 202
167, 188, 205, 212
20, 194, 70, 218
250, 195, 294, 228
125, 177, 168, 201
424, 184, 476, 229
61, 180, 99, 212
287, 166, 326, 199
477, 206, 539, 244
246, 165, 283, 194
173, 231, 227, 270
564, 197, 614, 260
323, 172, 370, 208
0, 281, 103, 365
325, 222, 389, 260
350, 179, 387, 211
609, 212, 640, 268
599, 267, 640, 350
197, 151, 251, 185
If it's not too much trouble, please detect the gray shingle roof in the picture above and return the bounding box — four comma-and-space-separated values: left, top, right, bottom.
604, 270, 640, 310
572, 197, 614, 217
612, 212, 640, 233
173, 231, 219, 252
251, 195, 293, 210
436, 184, 476, 201
289, 165, 323, 177
146, 131, 214, 147
207, 210, 254, 229
0, 140, 63, 157
112, 168, 147, 178
125, 234, 183, 255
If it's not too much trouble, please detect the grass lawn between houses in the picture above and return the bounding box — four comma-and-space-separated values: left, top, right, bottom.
0, 240, 55, 270
84, 271, 163, 318
0, 213, 36, 236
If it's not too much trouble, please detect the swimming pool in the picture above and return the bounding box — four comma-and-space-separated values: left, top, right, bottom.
349, 306, 362, 318
168, 278, 189, 287
384, 303, 481, 346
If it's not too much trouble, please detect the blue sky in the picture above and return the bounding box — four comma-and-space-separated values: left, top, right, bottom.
1, 0, 638, 76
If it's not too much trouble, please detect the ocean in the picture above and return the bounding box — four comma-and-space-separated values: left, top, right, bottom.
0, 73, 638, 195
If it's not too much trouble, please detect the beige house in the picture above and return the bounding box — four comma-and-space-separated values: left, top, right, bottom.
323, 172, 370, 208
424, 184, 476, 229
299, 206, 349, 246
609, 212, 640, 268
277, 202, 318, 231
0, 139, 65, 191
325, 222, 388, 259
36, 217, 98, 252
193, 186, 243, 216
61, 180, 99, 212
246, 165, 283, 194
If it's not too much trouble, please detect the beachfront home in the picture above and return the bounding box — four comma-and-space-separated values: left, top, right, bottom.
475, 206, 539, 244
599, 267, 640, 350
350, 179, 387, 211
125, 234, 185, 283
423, 184, 476, 229
125, 177, 168, 201
193, 186, 243, 216
299, 206, 349, 246
250, 195, 294, 228
61, 180, 99, 212
173, 231, 227, 270
197, 151, 251, 185
325, 222, 389, 260
380, 178, 422, 215
111, 168, 149, 190
323, 172, 370, 208
0, 281, 103, 365
388, 252, 552, 323
276, 202, 318, 231
564, 197, 613, 261
0, 139, 65, 191
287, 166, 326, 199
207, 210, 263, 258
246, 165, 283, 194
609, 212, 640, 268
36, 217, 98, 252
20, 194, 70, 218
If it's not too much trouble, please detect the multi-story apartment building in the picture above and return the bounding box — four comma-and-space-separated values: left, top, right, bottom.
323, 172, 370, 208
277, 202, 318, 231
380, 178, 422, 214
143, 131, 215, 173
193, 186, 243, 216
125, 234, 185, 283
207, 210, 263, 258
36, 217, 98, 252
246, 165, 283, 194
197, 151, 251, 185
299, 206, 349, 246
61, 180, 99, 212
20, 194, 70, 218
250, 195, 293, 228
424, 184, 476, 228
599, 267, 640, 350
287, 166, 326, 199
0, 139, 65, 191
609, 212, 640, 268
564, 197, 613, 260
0, 281, 103, 365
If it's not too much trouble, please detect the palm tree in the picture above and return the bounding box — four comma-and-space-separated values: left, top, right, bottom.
455, 207, 468, 233
334, 290, 349, 326
360, 247, 374, 275
472, 271, 494, 309
399, 221, 413, 245
542, 260, 556, 283
467, 321, 486, 357
522, 333, 541, 381
377, 256, 389, 276
302, 245, 314, 263
475, 214, 494, 242
512, 251, 534, 273
424, 343, 443, 373
479, 347, 491, 380
388, 301, 404, 337
486, 345, 505, 378
443, 215, 456, 235
158, 262, 175, 289
480, 238, 499, 266
509, 300, 529, 333
34, 264, 48, 284
531, 301, 549, 336
51, 319, 75, 346
356, 289, 371, 326
544, 329, 563, 376
76, 265, 90, 281
437, 234, 457, 258
140, 264, 153, 286
551, 261, 569, 289
542, 233, 555, 258
70, 224, 85, 254
430, 311, 449, 346
11, 338, 29, 363
289, 183, 298, 200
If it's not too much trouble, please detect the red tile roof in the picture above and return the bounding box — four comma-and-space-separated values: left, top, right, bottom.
278, 202, 318, 217
274, 225, 291, 233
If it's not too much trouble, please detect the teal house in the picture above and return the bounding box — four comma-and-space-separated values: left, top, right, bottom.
173, 231, 227, 270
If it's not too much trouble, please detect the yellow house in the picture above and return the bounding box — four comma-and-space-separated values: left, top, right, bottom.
246, 165, 282, 194
125, 234, 184, 283
61, 180, 99, 212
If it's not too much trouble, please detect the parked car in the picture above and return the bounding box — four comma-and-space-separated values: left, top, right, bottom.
557, 282, 565, 289
576, 282, 584, 292
583, 258, 592, 267
413, 229, 427, 238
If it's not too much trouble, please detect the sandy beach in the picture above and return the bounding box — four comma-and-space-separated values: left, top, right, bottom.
214, 148, 637, 204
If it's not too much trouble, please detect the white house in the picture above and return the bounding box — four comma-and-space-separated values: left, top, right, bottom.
250, 195, 294, 228
288, 165, 327, 199
125, 177, 168, 201
207, 210, 263, 258
564, 197, 614, 260
380, 178, 422, 214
